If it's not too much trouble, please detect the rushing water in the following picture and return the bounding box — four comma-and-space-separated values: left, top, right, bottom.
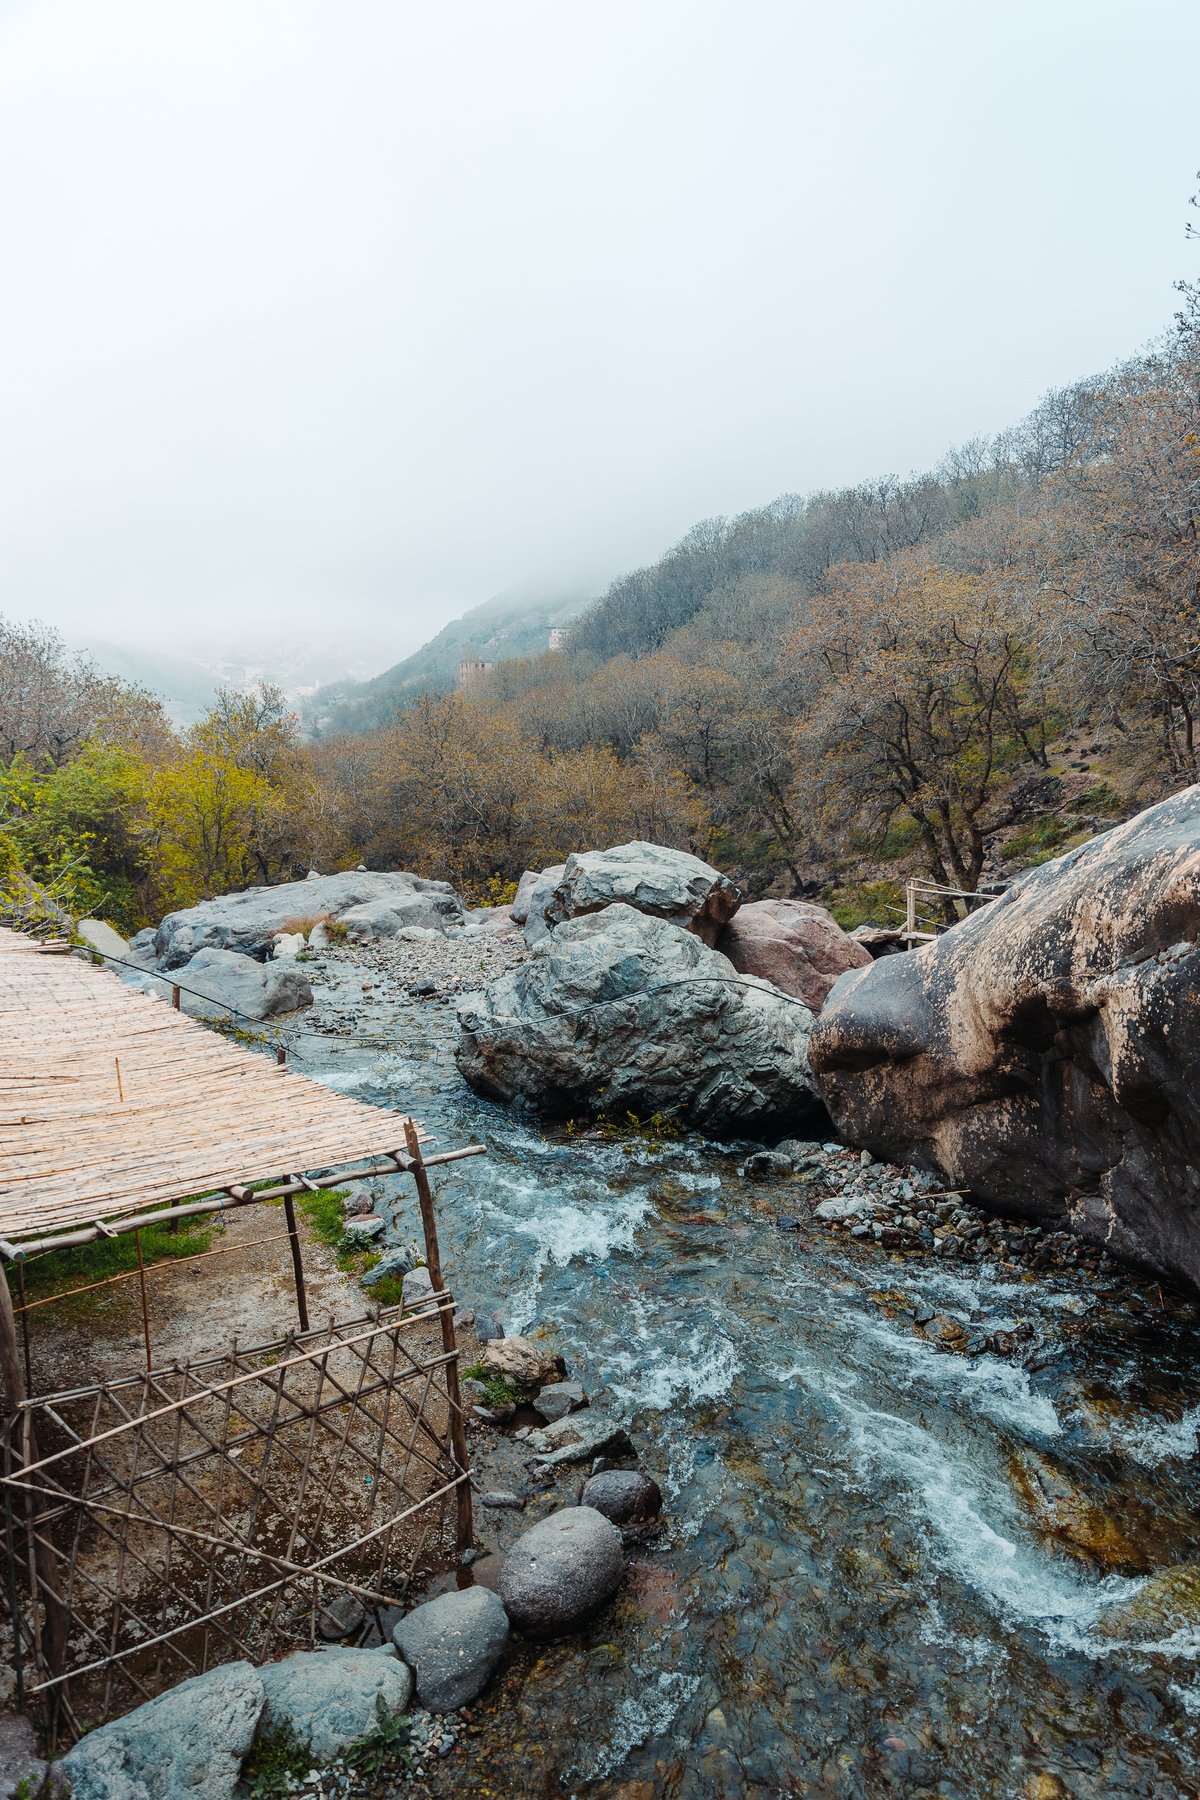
299, 963, 1200, 1798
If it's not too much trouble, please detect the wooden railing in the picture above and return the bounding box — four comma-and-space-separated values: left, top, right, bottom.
903, 877, 1001, 945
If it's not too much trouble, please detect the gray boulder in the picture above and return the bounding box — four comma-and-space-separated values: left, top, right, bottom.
526, 1409, 634, 1466
78, 917, 129, 961
543, 841, 740, 945
744, 1148, 797, 1181
0, 1713, 68, 1799
514, 863, 567, 945
536, 1379, 586, 1422
362, 1246, 420, 1289
175, 947, 313, 1020
456, 905, 820, 1135
580, 1469, 663, 1530
499, 1506, 624, 1638
511, 869, 544, 924
153, 870, 464, 968
401, 1265, 435, 1311
62, 1660, 264, 1800
810, 785, 1200, 1291
257, 1645, 411, 1762
392, 1586, 509, 1712
338, 893, 460, 941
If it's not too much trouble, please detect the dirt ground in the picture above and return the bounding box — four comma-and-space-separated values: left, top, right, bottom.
19, 1198, 376, 1399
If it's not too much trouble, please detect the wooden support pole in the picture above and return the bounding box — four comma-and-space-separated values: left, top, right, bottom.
134, 1230, 152, 1371
276, 1045, 286, 1066
15, 1258, 31, 1396
0, 1259, 27, 1416
282, 1194, 310, 1332
403, 1117, 472, 1556
171, 983, 180, 1010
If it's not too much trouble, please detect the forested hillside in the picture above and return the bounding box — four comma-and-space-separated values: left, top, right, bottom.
3, 296, 1198, 935
302, 582, 592, 737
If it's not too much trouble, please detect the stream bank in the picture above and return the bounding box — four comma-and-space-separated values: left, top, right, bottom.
273, 932, 1200, 1797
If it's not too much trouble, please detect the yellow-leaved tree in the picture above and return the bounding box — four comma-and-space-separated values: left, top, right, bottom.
140, 744, 280, 912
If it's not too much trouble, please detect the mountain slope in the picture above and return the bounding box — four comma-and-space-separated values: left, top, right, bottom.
303, 581, 593, 735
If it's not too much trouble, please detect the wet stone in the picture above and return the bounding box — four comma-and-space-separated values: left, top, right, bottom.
536, 1379, 587, 1421
317, 1591, 366, 1640
581, 1469, 663, 1530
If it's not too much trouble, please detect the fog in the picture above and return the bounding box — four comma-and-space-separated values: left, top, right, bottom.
0, 0, 1196, 680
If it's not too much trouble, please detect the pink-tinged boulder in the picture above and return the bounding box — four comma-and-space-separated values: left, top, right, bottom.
717, 900, 870, 1011
809, 785, 1200, 1293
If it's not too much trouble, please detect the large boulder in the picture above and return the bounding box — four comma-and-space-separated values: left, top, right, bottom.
338, 893, 461, 941
256, 1645, 412, 1761
392, 1586, 509, 1712
456, 905, 819, 1135
153, 870, 463, 968
513, 863, 567, 945
158, 946, 313, 1020
809, 787, 1200, 1291
542, 842, 740, 945
716, 899, 870, 1010
478, 1335, 565, 1392
498, 1506, 624, 1637
0, 1713, 67, 1799
526, 1410, 634, 1466
61, 1660, 264, 1800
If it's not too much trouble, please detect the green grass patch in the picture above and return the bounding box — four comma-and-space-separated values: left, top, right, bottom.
1077, 781, 1126, 817
295, 1187, 390, 1282
9, 1216, 217, 1316
827, 880, 905, 931
367, 1273, 408, 1308
595, 1109, 680, 1144
462, 1362, 521, 1409
241, 1722, 314, 1798
875, 819, 923, 858
1005, 813, 1068, 865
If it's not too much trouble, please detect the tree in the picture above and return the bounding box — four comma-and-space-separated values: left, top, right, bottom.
0, 616, 170, 768
140, 745, 279, 911
0, 742, 149, 927
789, 535, 1053, 894
1048, 340, 1200, 773
193, 683, 312, 880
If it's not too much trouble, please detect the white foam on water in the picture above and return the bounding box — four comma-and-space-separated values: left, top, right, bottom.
843, 1397, 1148, 1648
478, 1176, 652, 1331
605, 1319, 740, 1413
1107, 1404, 1200, 1467
786, 1358, 1155, 1656
847, 1311, 1063, 1439
898, 1261, 1086, 1318
574, 1671, 701, 1781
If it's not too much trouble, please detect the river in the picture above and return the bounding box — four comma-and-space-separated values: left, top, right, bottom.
296, 951, 1200, 1799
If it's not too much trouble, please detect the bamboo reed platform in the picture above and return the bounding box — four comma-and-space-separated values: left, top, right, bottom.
0, 925, 428, 1249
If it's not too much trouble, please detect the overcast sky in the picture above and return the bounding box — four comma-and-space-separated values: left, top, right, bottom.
0, 0, 1197, 678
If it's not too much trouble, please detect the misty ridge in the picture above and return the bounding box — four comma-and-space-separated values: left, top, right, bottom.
2, 278, 1198, 937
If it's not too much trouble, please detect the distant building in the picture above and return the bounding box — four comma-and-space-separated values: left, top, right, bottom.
458, 658, 493, 687
548, 627, 566, 650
